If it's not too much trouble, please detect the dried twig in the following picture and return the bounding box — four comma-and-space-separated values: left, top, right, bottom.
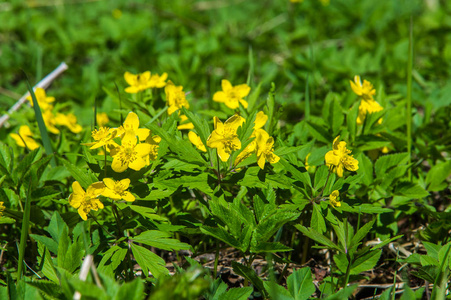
0, 62, 68, 128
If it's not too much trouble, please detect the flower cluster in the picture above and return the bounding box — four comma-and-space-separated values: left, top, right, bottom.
27, 88, 82, 134
189, 111, 279, 170
350, 76, 383, 125
69, 178, 136, 220
124, 71, 168, 93
325, 136, 359, 177
83, 112, 160, 173
234, 111, 280, 169
10, 88, 83, 150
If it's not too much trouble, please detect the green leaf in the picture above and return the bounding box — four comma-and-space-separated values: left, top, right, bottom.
394, 182, 429, 198
286, 267, 315, 300
350, 249, 381, 274
322, 284, 358, 300
251, 242, 292, 253
200, 226, 242, 250
26, 81, 56, 167
400, 284, 416, 300
39, 245, 59, 283
59, 157, 93, 189
98, 245, 127, 274
127, 205, 167, 221
232, 261, 268, 298
310, 203, 326, 234
130, 243, 169, 278
279, 158, 312, 188
313, 165, 329, 191
147, 123, 207, 167
295, 225, 341, 252
347, 103, 359, 142
26, 280, 63, 299
114, 278, 145, 300
351, 220, 375, 247
329, 97, 344, 137
30, 234, 58, 255
264, 281, 293, 300
425, 160, 451, 192
47, 211, 69, 245
132, 230, 191, 251
355, 153, 373, 186
218, 287, 253, 300
374, 152, 409, 179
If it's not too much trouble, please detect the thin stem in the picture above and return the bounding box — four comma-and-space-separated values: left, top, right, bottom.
91, 215, 115, 238
213, 241, 219, 278
406, 16, 413, 181
112, 203, 123, 237
104, 145, 107, 179
17, 177, 32, 281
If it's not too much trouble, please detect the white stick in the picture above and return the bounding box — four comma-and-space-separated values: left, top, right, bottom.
0, 62, 68, 128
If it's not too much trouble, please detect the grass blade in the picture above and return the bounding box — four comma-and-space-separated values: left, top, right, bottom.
25, 77, 56, 167
17, 177, 32, 281
406, 16, 413, 181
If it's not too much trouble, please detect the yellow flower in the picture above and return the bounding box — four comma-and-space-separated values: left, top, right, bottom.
54, 113, 83, 133
110, 139, 151, 173
177, 115, 194, 130
82, 127, 118, 150
27, 88, 55, 111
255, 130, 280, 169
350, 75, 376, 101
189, 131, 206, 152
149, 72, 168, 88
96, 112, 109, 127
234, 141, 256, 167
124, 71, 153, 93
112, 8, 122, 19
42, 110, 60, 134
207, 114, 245, 162
325, 136, 359, 177
329, 190, 341, 208
10, 125, 40, 150
305, 153, 311, 171
357, 98, 383, 125
0, 201, 5, 217
69, 181, 105, 221
234, 112, 268, 166
144, 134, 161, 163
213, 79, 251, 109
119, 112, 150, 143
165, 82, 190, 115
102, 178, 135, 202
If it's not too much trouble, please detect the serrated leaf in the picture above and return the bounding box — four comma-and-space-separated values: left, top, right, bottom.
264, 281, 293, 300
232, 261, 268, 298
310, 203, 326, 234
59, 157, 93, 189
30, 234, 58, 255
426, 160, 451, 192
374, 152, 409, 179
132, 230, 191, 251
218, 287, 253, 300
251, 242, 292, 253
26, 280, 63, 299
351, 220, 375, 247
287, 267, 315, 300
114, 278, 145, 300
295, 225, 341, 252
350, 249, 381, 274
130, 244, 168, 278
47, 211, 68, 245
200, 226, 242, 250
279, 158, 312, 188
395, 182, 429, 198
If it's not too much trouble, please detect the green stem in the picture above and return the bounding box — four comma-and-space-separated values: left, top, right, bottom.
17, 177, 32, 282
112, 203, 123, 238
406, 16, 413, 181
104, 146, 107, 179
213, 241, 219, 278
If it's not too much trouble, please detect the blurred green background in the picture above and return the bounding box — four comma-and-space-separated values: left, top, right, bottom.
1, 0, 450, 126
